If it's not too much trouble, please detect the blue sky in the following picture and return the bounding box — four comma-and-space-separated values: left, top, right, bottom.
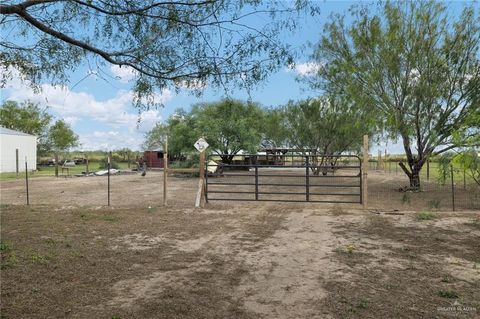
0, 1, 471, 153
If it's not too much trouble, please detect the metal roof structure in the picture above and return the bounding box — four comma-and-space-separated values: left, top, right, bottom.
0, 126, 36, 137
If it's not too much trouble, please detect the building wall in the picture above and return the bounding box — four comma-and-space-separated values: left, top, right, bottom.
144, 151, 165, 168
0, 134, 37, 172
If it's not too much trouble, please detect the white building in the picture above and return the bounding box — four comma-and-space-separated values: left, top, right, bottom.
0, 127, 37, 173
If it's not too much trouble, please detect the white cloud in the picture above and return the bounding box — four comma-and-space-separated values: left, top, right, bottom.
79, 130, 142, 151
2, 68, 173, 150
3, 76, 170, 131
110, 65, 138, 83
287, 61, 323, 76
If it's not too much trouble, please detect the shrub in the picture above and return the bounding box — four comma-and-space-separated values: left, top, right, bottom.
416, 211, 435, 220
98, 158, 120, 169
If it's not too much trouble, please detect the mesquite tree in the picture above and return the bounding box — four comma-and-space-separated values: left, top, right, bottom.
310, 1, 480, 189
283, 97, 371, 175
192, 99, 264, 164
0, 0, 317, 108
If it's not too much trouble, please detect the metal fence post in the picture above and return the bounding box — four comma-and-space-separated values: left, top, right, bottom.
107, 152, 111, 206
25, 157, 29, 205
16, 149, 19, 178
362, 135, 369, 209
255, 155, 259, 200
426, 158, 430, 181
450, 164, 455, 211
305, 155, 310, 202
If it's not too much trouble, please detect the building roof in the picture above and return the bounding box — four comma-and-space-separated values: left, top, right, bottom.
0, 126, 36, 137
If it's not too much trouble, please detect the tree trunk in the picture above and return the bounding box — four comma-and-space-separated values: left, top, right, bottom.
398, 162, 422, 190
221, 154, 234, 165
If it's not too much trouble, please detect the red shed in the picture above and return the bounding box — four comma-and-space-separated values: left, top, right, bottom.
143, 148, 166, 168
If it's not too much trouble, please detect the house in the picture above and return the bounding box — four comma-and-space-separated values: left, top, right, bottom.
0, 127, 37, 173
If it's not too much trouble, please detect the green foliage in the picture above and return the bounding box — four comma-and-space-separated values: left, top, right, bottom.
437, 149, 480, 187
416, 211, 435, 221
437, 153, 454, 186
438, 289, 459, 299
312, 1, 480, 188
261, 107, 289, 149
0, 100, 52, 155
48, 120, 79, 152
98, 158, 120, 170
1, 1, 317, 109
401, 193, 411, 205
282, 96, 372, 174
453, 149, 480, 186
193, 99, 264, 163
144, 99, 265, 164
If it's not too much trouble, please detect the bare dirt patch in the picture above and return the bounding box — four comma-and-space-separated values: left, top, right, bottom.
1, 203, 479, 318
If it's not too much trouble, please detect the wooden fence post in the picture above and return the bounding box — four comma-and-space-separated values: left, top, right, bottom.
195, 150, 206, 208
363, 135, 369, 209
163, 136, 168, 206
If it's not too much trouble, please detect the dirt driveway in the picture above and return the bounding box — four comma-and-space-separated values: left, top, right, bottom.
1, 203, 479, 318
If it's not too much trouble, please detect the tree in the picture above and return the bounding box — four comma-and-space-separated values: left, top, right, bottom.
192, 99, 264, 164
48, 120, 79, 176
261, 107, 289, 149
0, 100, 52, 155
1, 1, 317, 108
283, 97, 370, 175
311, 1, 480, 188
454, 149, 480, 186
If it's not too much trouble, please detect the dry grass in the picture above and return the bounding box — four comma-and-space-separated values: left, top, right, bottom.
1, 203, 479, 318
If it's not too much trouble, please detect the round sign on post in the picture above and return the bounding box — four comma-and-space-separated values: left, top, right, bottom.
194, 138, 209, 152
194, 137, 208, 208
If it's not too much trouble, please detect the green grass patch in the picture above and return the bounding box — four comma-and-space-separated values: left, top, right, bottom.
416, 211, 435, 221
0, 162, 131, 180
31, 253, 50, 264
438, 289, 459, 299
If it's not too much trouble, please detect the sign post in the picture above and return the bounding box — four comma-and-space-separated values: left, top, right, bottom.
194, 138, 209, 208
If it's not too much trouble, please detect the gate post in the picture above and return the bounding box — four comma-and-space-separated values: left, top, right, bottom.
362, 135, 369, 209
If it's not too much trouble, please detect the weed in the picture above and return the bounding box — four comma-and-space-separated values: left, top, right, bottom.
1, 254, 18, 269
441, 275, 452, 283
357, 298, 369, 309
147, 206, 155, 214
401, 193, 410, 205
0, 203, 10, 210
416, 211, 435, 220
438, 289, 459, 299
31, 253, 49, 264
102, 215, 118, 222
111, 316, 122, 319
344, 243, 356, 254
0, 241, 11, 252
427, 199, 441, 209
44, 238, 56, 245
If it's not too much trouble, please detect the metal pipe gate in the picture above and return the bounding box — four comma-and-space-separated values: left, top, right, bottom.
205, 154, 362, 204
